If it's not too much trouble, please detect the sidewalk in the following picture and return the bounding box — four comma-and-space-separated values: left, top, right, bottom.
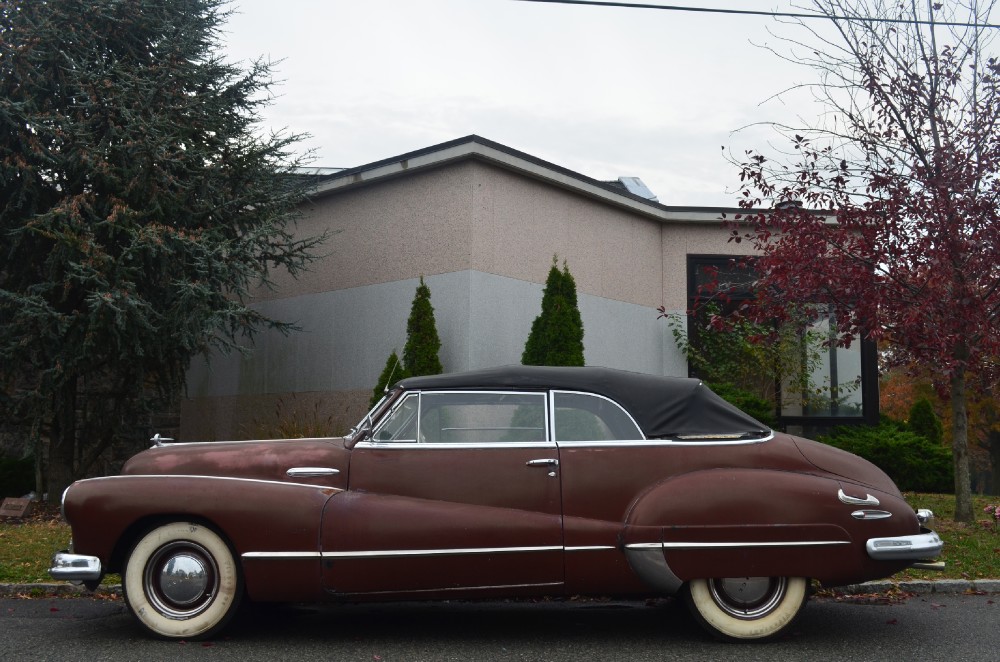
2, 579, 999, 598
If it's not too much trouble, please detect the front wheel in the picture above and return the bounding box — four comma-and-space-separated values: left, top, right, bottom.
685, 576, 808, 642
123, 522, 242, 640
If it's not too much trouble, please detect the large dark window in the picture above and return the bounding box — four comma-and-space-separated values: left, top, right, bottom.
686, 255, 878, 431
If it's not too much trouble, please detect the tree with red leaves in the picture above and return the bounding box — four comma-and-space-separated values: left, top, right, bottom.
731, 0, 1000, 522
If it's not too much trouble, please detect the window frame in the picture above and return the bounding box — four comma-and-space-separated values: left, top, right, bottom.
548, 390, 645, 443
685, 254, 879, 429
363, 390, 554, 449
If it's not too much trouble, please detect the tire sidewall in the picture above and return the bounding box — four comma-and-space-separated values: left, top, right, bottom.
686, 576, 808, 641
124, 522, 241, 639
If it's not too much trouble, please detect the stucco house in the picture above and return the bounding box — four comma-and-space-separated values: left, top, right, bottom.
180, 136, 875, 441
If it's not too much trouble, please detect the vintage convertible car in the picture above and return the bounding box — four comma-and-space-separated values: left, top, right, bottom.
51, 366, 942, 641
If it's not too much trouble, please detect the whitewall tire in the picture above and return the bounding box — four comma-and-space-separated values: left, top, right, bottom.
685, 576, 808, 641
123, 522, 242, 640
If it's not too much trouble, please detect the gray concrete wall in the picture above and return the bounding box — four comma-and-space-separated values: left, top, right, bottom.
182, 270, 680, 440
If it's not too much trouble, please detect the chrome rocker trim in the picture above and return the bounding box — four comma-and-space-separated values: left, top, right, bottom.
866, 530, 943, 561
49, 552, 102, 582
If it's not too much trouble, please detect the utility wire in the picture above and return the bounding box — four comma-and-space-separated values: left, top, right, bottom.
514, 0, 1000, 29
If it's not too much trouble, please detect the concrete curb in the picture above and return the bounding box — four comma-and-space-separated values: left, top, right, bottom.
0, 583, 122, 598
836, 579, 1000, 595
2, 580, 999, 598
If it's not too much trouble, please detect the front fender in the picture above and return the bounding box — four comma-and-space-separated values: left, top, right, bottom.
62, 475, 340, 599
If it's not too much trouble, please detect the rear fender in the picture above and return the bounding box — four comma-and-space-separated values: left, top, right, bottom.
624, 469, 862, 583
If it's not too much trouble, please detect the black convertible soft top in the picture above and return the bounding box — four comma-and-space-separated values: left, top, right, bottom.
396, 366, 770, 440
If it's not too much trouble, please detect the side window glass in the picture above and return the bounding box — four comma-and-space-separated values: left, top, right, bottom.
553, 392, 643, 441
419, 392, 546, 443
373, 394, 418, 442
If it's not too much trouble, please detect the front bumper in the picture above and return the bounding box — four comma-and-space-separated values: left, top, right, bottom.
866, 529, 943, 561
49, 551, 102, 582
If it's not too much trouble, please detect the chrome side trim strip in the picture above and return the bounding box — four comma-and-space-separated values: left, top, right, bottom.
322, 546, 562, 559
851, 509, 893, 520
242, 552, 323, 559
248, 546, 612, 559
286, 467, 340, 477
71, 474, 343, 492
333, 582, 564, 597
627, 540, 850, 551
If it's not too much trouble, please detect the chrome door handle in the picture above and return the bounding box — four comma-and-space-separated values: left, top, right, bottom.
838, 488, 879, 507
287, 467, 340, 477
526, 459, 559, 467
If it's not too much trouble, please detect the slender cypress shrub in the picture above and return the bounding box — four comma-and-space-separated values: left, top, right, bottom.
522, 258, 585, 366
402, 277, 443, 377
370, 350, 408, 408
908, 397, 944, 445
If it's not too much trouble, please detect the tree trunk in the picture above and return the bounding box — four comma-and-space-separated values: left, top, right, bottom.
950, 366, 974, 523
46, 379, 78, 503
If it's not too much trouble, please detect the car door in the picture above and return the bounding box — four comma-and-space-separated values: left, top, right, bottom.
321, 390, 564, 594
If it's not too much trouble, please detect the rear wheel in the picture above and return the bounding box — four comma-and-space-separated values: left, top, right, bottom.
685, 576, 808, 641
123, 522, 242, 640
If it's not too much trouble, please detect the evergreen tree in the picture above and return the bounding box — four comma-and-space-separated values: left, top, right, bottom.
402, 277, 443, 377
522, 257, 585, 366
908, 398, 944, 446
370, 350, 408, 408
0, 0, 323, 498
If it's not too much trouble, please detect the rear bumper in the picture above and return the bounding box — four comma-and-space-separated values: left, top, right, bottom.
866, 529, 943, 561
49, 551, 102, 582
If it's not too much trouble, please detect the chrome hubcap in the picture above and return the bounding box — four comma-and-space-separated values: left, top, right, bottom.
144, 542, 219, 619
708, 577, 787, 619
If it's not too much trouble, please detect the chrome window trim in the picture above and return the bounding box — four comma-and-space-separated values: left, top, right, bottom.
370, 392, 419, 443
549, 390, 645, 442
355, 441, 557, 450
557, 433, 774, 448
367, 389, 550, 446
322, 545, 562, 559
565, 545, 616, 552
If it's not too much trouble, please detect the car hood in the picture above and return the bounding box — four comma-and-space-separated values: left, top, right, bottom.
120, 437, 349, 484
789, 434, 902, 498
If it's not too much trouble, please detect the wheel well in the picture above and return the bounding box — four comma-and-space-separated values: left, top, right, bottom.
107, 514, 226, 574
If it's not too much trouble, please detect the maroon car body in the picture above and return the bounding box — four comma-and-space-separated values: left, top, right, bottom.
51, 366, 943, 641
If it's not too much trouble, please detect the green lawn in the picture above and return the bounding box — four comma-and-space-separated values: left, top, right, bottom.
1, 494, 996, 585
897, 492, 1000, 581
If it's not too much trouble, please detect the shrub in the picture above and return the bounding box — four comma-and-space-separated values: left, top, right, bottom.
522, 257, 585, 366
403, 277, 443, 377
370, 350, 408, 408
820, 419, 953, 492
907, 397, 943, 445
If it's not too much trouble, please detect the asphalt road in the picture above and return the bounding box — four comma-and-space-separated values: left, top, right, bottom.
1, 594, 997, 662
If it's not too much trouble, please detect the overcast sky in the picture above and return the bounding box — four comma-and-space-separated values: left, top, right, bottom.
222, 0, 830, 207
